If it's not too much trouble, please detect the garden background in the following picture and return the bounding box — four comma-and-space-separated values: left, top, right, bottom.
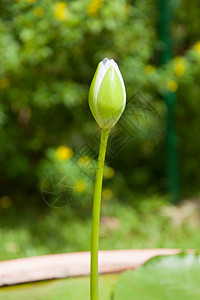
1, 0, 200, 261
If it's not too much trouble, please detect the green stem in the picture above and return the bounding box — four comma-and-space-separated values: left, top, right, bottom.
90, 128, 110, 300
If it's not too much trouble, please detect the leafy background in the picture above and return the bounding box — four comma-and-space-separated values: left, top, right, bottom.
0, 0, 200, 260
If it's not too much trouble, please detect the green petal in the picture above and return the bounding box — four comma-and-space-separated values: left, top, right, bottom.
88, 62, 101, 124
97, 67, 124, 125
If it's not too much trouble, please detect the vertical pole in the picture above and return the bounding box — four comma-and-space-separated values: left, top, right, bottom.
158, 0, 180, 202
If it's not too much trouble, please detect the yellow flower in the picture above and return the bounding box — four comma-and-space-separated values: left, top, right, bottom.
193, 41, 200, 53
102, 189, 113, 200
75, 181, 85, 193
104, 167, 115, 179
0, 196, 12, 208
78, 156, 91, 167
54, 2, 68, 21
33, 7, 45, 18
56, 146, 73, 160
173, 56, 184, 62
166, 80, 178, 93
87, 0, 102, 17
144, 65, 155, 75
0, 77, 10, 89
174, 63, 185, 76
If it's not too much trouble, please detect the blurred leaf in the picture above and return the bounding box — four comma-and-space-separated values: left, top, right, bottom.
113, 254, 200, 300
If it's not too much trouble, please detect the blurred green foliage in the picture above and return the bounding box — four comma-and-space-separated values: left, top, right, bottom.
1, 195, 200, 261
0, 0, 200, 211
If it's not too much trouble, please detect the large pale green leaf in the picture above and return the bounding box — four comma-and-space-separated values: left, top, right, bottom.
113, 254, 200, 300
0, 274, 119, 300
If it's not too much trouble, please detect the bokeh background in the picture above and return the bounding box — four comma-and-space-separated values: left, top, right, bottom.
1, 0, 200, 260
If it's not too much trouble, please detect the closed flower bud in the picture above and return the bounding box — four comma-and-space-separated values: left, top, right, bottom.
89, 58, 126, 129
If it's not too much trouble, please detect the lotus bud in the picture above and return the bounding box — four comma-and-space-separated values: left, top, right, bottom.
88, 58, 126, 129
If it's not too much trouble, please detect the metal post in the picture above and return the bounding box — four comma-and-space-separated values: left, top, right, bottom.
158, 0, 180, 202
